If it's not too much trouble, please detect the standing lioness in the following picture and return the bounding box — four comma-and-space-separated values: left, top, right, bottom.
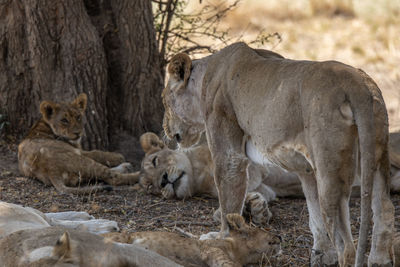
162, 42, 394, 266
18, 93, 139, 194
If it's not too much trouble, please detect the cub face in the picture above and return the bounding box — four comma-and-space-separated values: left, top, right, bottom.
201, 214, 281, 265
139, 132, 194, 199
39, 93, 87, 143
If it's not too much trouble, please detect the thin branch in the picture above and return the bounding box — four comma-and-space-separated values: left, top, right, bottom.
153, 0, 279, 69
162, 220, 215, 227
159, 0, 178, 66
174, 226, 199, 238
181, 45, 213, 54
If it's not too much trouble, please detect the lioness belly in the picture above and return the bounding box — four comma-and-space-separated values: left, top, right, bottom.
246, 138, 313, 175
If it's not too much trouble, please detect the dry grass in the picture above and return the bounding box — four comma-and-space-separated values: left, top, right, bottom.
187, 0, 400, 129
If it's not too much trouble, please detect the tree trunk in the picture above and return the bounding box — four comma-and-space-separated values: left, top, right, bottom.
0, 0, 163, 154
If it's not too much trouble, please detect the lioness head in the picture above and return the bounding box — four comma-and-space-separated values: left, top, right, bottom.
162, 53, 205, 148
39, 93, 87, 143
139, 132, 194, 199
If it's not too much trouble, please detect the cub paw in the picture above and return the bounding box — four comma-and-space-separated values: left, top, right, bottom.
199, 232, 220, 241
111, 162, 134, 174
244, 192, 272, 225
106, 152, 126, 167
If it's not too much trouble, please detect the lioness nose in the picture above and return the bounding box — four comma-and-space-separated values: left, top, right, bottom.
174, 134, 181, 143
161, 173, 169, 188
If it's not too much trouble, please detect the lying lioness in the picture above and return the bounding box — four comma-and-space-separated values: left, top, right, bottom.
139, 132, 400, 195
139, 132, 302, 224
0, 202, 180, 267
18, 93, 139, 194
138, 132, 400, 227
103, 213, 281, 267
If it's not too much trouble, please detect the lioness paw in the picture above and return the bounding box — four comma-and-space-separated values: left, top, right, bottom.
244, 192, 272, 225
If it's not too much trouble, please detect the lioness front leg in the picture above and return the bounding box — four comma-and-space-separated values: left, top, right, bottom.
81, 150, 125, 167
205, 116, 248, 239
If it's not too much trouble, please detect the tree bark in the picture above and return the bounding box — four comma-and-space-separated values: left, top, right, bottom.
0, 0, 163, 153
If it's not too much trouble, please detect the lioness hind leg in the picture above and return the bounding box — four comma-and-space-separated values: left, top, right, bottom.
316, 172, 355, 267
298, 174, 338, 266
312, 133, 357, 266
368, 157, 394, 266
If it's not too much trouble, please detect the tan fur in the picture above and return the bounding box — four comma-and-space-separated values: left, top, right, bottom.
0, 227, 180, 267
18, 93, 140, 194
139, 132, 303, 224
102, 214, 281, 267
162, 42, 394, 266
139, 132, 217, 199
0, 201, 119, 239
0, 202, 179, 267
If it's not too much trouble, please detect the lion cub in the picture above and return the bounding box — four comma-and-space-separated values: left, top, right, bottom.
0, 228, 179, 267
18, 93, 139, 194
103, 214, 281, 267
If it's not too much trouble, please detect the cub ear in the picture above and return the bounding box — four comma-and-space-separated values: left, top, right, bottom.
40, 101, 58, 122
140, 132, 165, 154
53, 231, 72, 259
72, 93, 87, 113
167, 53, 192, 90
226, 213, 249, 231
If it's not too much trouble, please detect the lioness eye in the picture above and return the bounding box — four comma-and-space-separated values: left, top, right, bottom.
61, 118, 69, 124
152, 156, 157, 167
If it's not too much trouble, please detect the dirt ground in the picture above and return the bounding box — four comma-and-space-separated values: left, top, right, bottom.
1, 141, 400, 266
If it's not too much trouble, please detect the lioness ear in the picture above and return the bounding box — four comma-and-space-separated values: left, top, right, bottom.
40, 101, 58, 122
168, 53, 192, 90
226, 213, 248, 231
53, 231, 72, 259
140, 132, 165, 154
72, 93, 87, 113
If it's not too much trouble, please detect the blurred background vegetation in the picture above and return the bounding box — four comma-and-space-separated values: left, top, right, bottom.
155, 0, 400, 129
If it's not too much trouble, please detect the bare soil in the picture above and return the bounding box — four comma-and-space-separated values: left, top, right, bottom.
1, 142, 400, 266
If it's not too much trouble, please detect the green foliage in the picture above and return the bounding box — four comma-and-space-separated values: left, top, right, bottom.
152, 0, 281, 66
